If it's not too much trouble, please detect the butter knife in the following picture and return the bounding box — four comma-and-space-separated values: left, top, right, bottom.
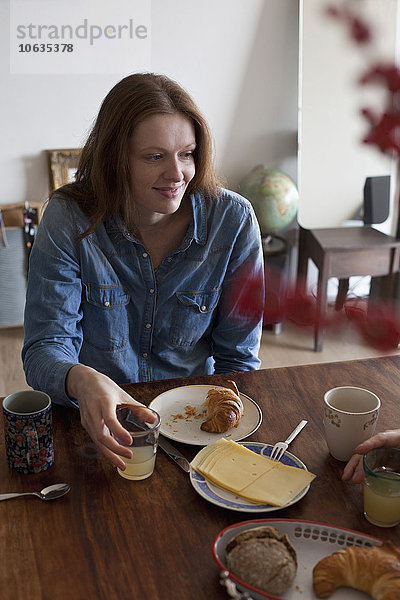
158, 436, 190, 473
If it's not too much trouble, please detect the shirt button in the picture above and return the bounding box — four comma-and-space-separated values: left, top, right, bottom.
142, 252, 148, 258
146, 323, 151, 329
142, 353, 148, 358
149, 288, 155, 294
201, 305, 207, 312
104, 301, 110, 307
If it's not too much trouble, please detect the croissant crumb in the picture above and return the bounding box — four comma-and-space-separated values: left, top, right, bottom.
200, 380, 244, 433
313, 542, 400, 600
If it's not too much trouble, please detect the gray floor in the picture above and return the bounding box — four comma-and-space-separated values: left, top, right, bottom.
258, 316, 400, 369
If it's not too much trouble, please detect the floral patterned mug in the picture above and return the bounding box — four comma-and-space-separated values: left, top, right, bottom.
323, 386, 380, 462
3, 390, 54, 473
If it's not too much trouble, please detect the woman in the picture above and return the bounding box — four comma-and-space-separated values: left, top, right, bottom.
22, 73, 264, 469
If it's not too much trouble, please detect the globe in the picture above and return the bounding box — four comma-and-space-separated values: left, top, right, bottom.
238, 165, 299, 235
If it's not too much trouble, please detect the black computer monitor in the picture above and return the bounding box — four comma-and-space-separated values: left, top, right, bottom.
363, 175, 390, 225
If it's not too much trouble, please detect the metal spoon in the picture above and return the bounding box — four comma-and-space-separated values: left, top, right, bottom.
0, 483, 70, 502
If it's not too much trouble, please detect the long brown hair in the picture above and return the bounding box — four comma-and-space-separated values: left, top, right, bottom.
55, 73, 221, 237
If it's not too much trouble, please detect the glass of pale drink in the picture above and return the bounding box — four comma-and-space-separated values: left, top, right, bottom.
363, 447, 400, 527
115, 406, 161, 480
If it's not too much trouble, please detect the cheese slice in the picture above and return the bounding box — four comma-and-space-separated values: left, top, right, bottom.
190, 438, 316, 506
239, 462, 315, 506
190, 438, 228, 471
199, 443, 230, 471
201, 443, 276, 492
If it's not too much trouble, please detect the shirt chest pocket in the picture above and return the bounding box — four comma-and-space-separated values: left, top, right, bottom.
170, 290, 220, 347
82, 283, 130, 350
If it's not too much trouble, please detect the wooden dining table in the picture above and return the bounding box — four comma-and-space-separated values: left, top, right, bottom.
2, 355, 400, 599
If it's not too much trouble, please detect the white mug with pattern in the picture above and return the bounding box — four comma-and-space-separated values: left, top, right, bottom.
323, 386, 380, 462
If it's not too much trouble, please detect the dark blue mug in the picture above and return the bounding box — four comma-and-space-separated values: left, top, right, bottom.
3, 390, 54, 473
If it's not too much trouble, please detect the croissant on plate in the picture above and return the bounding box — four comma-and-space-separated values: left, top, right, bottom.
200, 380, 244, 433
312, 542, 400, 600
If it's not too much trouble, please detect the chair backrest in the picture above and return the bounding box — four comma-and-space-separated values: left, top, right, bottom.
363, 175, 390, 225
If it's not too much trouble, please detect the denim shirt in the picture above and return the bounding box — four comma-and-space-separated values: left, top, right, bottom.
22, 188, 264, 408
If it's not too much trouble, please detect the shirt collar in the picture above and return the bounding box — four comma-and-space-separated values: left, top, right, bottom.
105, 191, 208, 246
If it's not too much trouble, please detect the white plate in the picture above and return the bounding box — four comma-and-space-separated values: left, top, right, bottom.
213, 518, 383, 599
149, 384, 262, 445
190, 442, 311, 512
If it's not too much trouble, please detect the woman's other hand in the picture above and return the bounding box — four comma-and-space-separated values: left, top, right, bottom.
342, 429, 400, 486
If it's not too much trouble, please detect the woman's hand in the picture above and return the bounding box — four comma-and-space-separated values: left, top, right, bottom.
66, 364, 156, 469
342, 429, 400, 486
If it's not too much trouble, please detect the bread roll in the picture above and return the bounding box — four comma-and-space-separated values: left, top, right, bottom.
200, 380, 243, 433
225, 526, 297, 596
313, 542, 400, 599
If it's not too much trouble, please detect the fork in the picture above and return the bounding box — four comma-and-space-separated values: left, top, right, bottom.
269, 420, 308, 461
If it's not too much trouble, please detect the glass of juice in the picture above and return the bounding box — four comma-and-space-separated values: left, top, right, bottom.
363, 447, 400, 527
115, 406, 161, 480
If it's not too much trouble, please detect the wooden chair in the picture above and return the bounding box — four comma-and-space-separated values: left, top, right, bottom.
297, 225, 400, 351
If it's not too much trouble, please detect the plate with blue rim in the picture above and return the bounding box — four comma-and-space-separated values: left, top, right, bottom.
190, 442, 311, 512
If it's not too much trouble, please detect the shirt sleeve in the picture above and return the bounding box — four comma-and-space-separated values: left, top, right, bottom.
211, 203, 264, 373
22, 196, 85, 407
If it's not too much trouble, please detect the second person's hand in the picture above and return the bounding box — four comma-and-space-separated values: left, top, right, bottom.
342, 429, 400, 486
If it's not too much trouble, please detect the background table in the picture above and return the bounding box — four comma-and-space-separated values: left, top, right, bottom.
297, 226, 400, 351
1, 356, 400, 599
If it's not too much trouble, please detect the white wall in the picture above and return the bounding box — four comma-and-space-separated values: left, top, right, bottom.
2, 1, 400, 231
0, 0, 299, 208
298, 0, 398, 233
